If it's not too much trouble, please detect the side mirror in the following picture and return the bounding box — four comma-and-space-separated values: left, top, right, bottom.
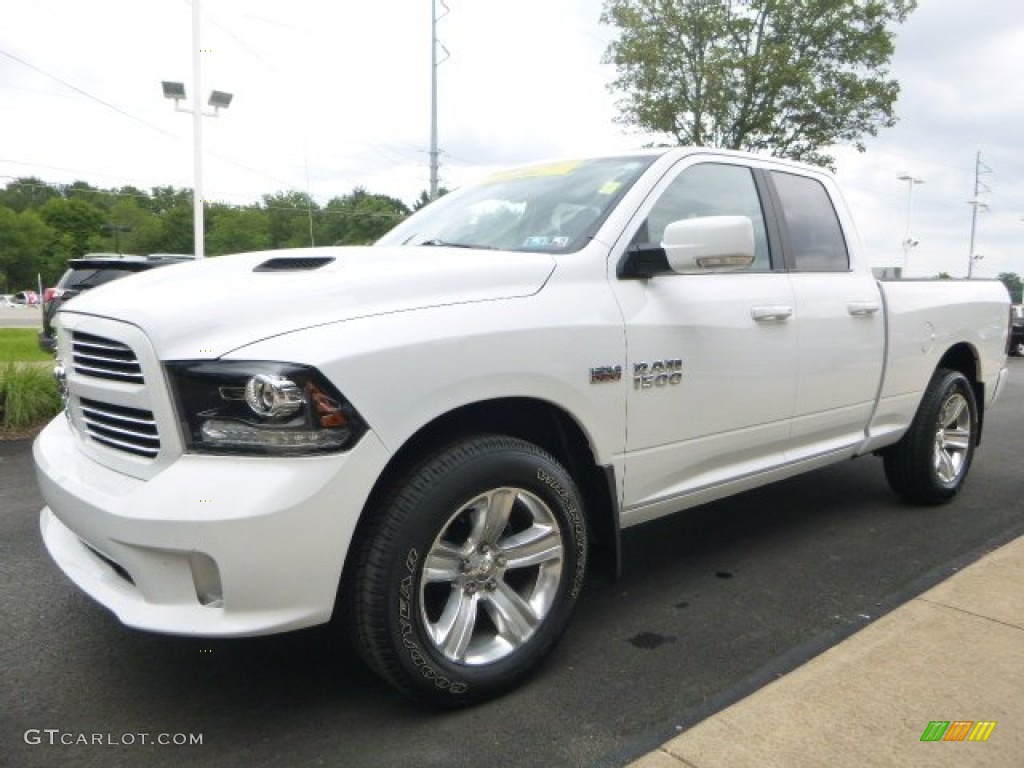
662, 215, 755, 273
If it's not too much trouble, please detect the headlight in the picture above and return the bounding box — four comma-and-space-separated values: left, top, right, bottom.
166, 361, 367, 456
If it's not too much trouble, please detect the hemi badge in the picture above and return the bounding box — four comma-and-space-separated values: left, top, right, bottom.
590, 365, 622, 384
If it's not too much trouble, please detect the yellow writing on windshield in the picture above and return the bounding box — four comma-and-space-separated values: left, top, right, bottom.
488, 160, 581, 181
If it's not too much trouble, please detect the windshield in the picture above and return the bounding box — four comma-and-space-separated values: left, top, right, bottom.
377, 155, 656, 253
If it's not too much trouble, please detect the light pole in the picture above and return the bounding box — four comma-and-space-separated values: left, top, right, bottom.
897, 173, 923, 274
966, 197, 989, 278
161, 0, 232, 259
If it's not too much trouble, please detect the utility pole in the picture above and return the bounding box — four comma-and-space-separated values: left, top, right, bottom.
967, 151, 992, 278
429, 0, 449, 201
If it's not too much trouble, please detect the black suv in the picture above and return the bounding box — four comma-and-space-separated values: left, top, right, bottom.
39, 254, 193, 352
1011, 305, 1023, 357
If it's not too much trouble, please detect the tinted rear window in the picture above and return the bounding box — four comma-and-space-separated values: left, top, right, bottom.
61, 267, 139, 291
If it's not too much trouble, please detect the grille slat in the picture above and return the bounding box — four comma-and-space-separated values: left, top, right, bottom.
78, 396, 161, 459
71, 332, 143, 383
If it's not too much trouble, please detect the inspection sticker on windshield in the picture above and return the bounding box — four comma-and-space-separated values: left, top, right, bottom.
522, 236, 571, 249
599, 181, 622, 195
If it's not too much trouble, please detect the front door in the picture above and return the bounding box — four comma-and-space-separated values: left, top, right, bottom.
610, 158, 798, 525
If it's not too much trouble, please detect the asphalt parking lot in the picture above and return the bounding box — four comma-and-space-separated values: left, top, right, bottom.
0, 305, 43, 329
2, 358, 1022, 768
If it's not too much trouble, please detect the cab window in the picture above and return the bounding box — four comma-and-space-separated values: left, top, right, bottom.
771, 172, 850, 272
636, 163, 772, 270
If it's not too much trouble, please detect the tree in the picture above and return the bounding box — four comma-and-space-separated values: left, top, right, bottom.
39, 197, 106, 261
601, 0, 917, 168
412, 187, 450, 212
0, 207, 55, 289
262, 191, 322, 249
207, 205, 270, 256
997, 272, 1022, 304
0, 177, 61, 213
322, 188, 409, 246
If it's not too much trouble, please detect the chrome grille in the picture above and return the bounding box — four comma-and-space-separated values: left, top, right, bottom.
79, 397, 161, 458
71, 331, 143, 383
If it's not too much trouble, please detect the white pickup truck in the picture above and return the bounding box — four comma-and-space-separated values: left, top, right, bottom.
35, 148, 1011, 704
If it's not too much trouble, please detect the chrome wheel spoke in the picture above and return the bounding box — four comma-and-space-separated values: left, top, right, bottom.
499, 525, 563, 570
934, 393, 971, 483
428, 589, 479, 661
469, 488, 516, 547
484, 581, 539, 646
935, 449, 956, 482
422, 541, 465, 584
942, 428, 971, 452
941, 397, 966, 428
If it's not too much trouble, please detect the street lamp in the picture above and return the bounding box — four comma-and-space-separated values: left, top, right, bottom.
161, 80, 233, 260
160, 0, 232, 259
897, 173, 924, 274
966, 197, 989, 278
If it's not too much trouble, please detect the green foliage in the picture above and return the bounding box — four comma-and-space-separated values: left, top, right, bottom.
0, 177, 61, 213
207, 205, 271, 255
0, 363, 61, 430
323, 188, 410, 246
936, 272, 953, 280
997, 272, 1022, 304
0, 329, 53, 363
0, 176, 416, 286
0, 206, 55, 290
601, 0, 917, 168
412, 187, 451, 212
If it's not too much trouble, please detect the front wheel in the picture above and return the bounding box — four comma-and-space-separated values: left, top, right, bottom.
883, 368, 978, 504
347, 435, 588, 705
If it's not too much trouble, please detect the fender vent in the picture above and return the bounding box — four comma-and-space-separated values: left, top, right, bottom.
254, 256, 335, 272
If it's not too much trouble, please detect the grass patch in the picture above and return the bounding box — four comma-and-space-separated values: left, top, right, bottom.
1, 363, 61, 432
0, 328, 52, 363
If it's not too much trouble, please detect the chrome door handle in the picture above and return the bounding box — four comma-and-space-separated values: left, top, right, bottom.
847, 301, 881, 316
751, 305, 794, 322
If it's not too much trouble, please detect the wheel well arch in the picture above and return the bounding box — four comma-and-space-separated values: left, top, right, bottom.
936, 342, 986, 441
353, 397, 620, 579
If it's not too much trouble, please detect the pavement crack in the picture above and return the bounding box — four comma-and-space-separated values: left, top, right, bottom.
916, 596, 1024, 632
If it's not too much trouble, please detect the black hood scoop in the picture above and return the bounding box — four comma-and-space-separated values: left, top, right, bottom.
254, 256, 336, 272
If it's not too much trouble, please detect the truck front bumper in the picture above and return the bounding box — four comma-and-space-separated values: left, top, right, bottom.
34, 416, 391, 637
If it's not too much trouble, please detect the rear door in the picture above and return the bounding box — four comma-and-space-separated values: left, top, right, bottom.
767, 170, 885, 460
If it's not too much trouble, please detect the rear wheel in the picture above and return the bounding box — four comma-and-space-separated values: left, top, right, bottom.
883, 368, 978, 504
347, 435, 587, 705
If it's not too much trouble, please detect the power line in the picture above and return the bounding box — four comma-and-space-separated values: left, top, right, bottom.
0, 49, 179, 141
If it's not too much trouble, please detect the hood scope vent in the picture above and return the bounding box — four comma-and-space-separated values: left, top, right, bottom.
254, 256, 336, 272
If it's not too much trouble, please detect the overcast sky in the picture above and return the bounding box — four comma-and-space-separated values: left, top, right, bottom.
1, 0, 1022, 278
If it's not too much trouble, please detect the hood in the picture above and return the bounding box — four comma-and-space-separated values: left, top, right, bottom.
59, 245, 556, 358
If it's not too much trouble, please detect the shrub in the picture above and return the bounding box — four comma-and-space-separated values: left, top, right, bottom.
0, 363, 62, 430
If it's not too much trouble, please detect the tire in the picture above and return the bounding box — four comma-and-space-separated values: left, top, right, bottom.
883, 368, 978, 504
347, 435, 588, 705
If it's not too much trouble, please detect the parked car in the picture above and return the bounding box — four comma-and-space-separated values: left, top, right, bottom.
38, 254, 193, 352
1011, 304, 1024, 356
0, 294, 15, 308
11, 290, 39, 307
